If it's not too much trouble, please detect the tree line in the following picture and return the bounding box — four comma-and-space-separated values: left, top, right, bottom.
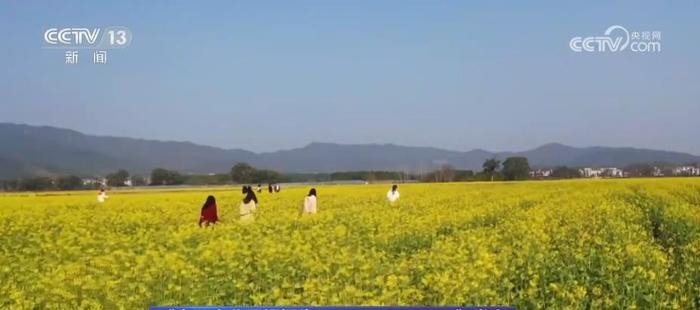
0, 163, 286, 192
423, 156, 531, 182
2, 158, 697, 192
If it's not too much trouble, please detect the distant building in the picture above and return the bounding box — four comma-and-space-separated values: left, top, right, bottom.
579, 167, 623, 178
652, 166, 664, 177
580, 168, 603, 178
82, 177, 106, 187
530, 169, 553, 178
673, 166, 700, 176
601, 167, 624, 178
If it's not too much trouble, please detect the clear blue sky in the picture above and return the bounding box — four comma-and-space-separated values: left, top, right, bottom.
1, 1, 698, 154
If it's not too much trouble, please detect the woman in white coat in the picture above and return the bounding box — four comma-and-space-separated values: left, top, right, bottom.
97, 188, 109, 203
301, 188, 317, 215
387, 184, 400, 203
239, 186, 258, 221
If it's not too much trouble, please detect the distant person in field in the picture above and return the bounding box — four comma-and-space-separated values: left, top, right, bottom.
199, 195, 218, 227
240, 186, 258, 221
387, 184, 400, 203
275, 184, 281, 192
301, 188, 318, 214
256, 184, 262, 193
268, 184, 273, 193
97, 188, 109, 203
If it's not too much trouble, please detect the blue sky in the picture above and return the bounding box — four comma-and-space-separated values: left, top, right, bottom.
1, 1, 698, 154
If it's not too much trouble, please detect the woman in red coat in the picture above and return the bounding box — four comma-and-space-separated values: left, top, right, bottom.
199, 195, 218, 227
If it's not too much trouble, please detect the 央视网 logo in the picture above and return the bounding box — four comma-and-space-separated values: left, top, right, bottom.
569, 25, 661, 53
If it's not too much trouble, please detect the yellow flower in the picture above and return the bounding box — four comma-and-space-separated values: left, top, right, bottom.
1, 178, 699, 307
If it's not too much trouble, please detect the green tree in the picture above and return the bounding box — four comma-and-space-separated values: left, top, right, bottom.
150, 168, 184, 185
365, 172, 377, 183
18, 177, 54, 191
181, 174, 228, 186
482, 158, 501, 181
502, 157, 531, 181
0, 180, 19, 191
230, 162, 256, 184
625, 163, 654, 177
454, 170, 475, 181
106, 169, 129, 187
551, 166, 581, 179
56, 175, 83, 190
436, 164, 456, 182
252, 169, 283, 184
131, 175, 148, 186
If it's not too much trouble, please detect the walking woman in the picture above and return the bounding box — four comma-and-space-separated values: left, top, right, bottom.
387, 184, 400, 203
301, 188, 318, 215
199, 195, 218, 227
240, 186, 258, 221
97, 188, 109, 203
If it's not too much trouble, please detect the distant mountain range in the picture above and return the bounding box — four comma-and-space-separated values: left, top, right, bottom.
1, 123, 698, 179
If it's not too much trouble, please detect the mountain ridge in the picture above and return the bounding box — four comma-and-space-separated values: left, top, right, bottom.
1, 122, 698, 178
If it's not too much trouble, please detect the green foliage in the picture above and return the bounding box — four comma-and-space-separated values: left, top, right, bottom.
331, 171, 410, 182
453, 169, 475, 181
251, 169, 285, 184
284, 173, 332, 183
106, 169, 130, 187
230, 162, 287, 184
501, 157, 530, 181
17, 177, 54, 191
130, 175, 148, 186
421, 166, 476, 183
626, 163, 655, 177
56, 175, 83, 190
230, 162, 256, 183
551, 166, 582, 179
184, 174, 230, 186
0, 179, 19, 191
150, 168, 184, 186
482, 158, 501, 181
3, 176, 82, 191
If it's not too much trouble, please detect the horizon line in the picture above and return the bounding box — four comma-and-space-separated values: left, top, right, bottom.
2, 121, 699, 157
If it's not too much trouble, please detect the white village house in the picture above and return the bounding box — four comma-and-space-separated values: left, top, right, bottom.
579, 167, 624, 178
530, 169, 554, 178
82, 177, 107, 187
673, 166, 700, 176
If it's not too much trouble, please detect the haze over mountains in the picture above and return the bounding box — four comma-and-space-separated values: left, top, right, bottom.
1, 123, 698, 179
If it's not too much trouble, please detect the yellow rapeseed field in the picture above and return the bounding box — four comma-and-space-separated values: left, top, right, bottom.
2, 178, 700, 309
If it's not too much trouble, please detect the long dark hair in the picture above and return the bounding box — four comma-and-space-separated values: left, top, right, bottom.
202, 195, 216, 210
392, 184, 398, 192
243, 186, 258, 204
308, 188, 317, 197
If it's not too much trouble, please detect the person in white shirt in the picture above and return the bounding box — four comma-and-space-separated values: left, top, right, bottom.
239, 186, 258, 221
387, 184, 400, 203
301, 188, 317, 215
97, 188, 109, 203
